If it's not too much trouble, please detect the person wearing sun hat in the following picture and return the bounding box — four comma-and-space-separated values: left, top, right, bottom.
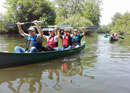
71, 27, 86, 47
15, 20, 43, 53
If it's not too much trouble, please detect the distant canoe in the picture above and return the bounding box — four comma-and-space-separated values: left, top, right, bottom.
109, 37, 118, 41
0, 41, 86, 68
105, 33, 110, 36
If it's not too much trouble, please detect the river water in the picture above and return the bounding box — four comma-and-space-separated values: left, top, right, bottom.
0, 34, 130, 93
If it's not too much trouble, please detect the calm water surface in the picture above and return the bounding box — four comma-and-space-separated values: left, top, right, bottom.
0, 34, 130, 93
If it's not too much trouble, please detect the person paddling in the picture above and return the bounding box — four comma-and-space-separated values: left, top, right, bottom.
111, 33, 118, 39
71, 27, 86, 47
15, 20, 43, 53
114, 33, 118, 39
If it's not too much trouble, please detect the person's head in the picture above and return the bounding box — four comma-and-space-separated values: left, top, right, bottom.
64, 28, 69, 35
114, 33, 117, 36
48, 28, 54, 36
74, 29, 79, 35
28, 27, 36, 37
111, 33, 113, 36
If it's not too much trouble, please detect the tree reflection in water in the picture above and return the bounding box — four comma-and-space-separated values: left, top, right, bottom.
0, 54, 96, 92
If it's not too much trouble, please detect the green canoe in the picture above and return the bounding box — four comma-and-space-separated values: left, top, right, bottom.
0, 41, 86, 68
109, 36, 118, 41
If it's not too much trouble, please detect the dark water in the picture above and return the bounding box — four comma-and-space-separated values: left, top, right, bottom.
0, 34, 130, 93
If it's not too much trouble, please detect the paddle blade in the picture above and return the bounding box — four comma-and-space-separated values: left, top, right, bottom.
86, 26, 98, 30
104, 35, 108, 38
57, 25, 72, 29
42, 28, 52, 31
119, 37, 124, 39
6, 22, 17, 29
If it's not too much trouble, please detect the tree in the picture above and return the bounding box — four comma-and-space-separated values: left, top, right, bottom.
82, 0, 101, 26
55, 0, 84, 18
57, 14, 93, 27
5, 0, 56, 25
111, 12, 130, 34
55, 0, 101, 26
97, 23, 112, 33
0, 13, 6, 32
111, 12, 122, 26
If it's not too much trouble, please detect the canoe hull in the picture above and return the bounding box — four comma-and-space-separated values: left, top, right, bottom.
0, 42, 85, 68
109, 37, 118, 41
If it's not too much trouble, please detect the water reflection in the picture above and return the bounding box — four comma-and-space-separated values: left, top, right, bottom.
0, 34, 26, 52
0, 49, 97, 92
2, 34, 130, 93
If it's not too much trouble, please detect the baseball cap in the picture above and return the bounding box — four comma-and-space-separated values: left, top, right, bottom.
74, 29, 78, 32
28, 27, 35, 32
64, 28, 70, 32
49, 28, 54, 32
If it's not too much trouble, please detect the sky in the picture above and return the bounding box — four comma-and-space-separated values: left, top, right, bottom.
0, 0, 130, 25
101, 0, 130, 25
0, 0, 6, 14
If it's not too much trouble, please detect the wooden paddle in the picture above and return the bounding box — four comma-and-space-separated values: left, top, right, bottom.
6, 20, 45, 29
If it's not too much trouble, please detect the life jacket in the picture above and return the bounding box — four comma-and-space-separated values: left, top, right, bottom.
72, 34, 81, 46
62, 34, 72, 48
26, 34, 42, 52
47, 36, 58, 48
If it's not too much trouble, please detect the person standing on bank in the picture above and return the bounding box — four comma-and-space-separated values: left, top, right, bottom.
72, 27, 86, 47
15, 20, 43, 53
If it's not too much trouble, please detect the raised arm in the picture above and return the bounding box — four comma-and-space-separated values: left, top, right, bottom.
82, 27, 86, 36
17, 22, 25, 36
54, 26, 58, 36
70, 27, 74, 37
54, 26, 60, 40
42, 33, 47, 40
33, 20, 43, 37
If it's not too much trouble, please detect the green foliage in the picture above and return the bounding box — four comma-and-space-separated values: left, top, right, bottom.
82, 0, 101, 26
55, 0, 84, 18
97, 23, 113, 33
0, 13, 7, 32
111, 12, 122, 26
55, 0, 101, 26
55, 0, 84, 24
111, 12, 130, 35
4, 0, 56, 33
57, 14, 93, 27
5, 0, 56, 23
1, 0, 101, 34
100, 12, 130, 35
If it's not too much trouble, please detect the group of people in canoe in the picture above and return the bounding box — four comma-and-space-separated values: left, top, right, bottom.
104, 32, 118, 41
15, 20, 86, 53
110, 33, 118, 39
